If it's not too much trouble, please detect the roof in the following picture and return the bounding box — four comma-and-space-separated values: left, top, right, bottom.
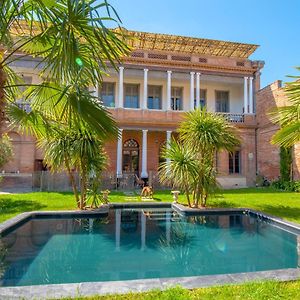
120, 29, 259, 59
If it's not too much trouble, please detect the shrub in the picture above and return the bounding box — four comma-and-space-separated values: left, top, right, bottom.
271, 179, 300, 192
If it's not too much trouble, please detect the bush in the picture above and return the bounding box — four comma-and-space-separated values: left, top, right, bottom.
271, 179, 300, 192
0, 134, 13, 169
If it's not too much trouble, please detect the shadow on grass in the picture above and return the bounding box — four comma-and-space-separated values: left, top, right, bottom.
0, 198, 46, 214
254, 204, 300, 222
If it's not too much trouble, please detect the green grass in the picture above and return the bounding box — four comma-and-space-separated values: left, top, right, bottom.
1, 187, 300, 224
61, 282, 300, 300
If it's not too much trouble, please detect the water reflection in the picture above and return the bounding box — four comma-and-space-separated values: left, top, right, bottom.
0, 210, 298, 287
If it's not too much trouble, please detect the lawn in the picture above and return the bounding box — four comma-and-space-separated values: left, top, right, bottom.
1, 187, 300, 224
62, 282, 300, 300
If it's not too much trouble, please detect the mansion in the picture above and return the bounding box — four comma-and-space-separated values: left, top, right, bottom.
2, 29, 289, 189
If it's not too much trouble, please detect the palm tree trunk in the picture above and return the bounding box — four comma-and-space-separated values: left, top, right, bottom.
65, 156, 80, 208
80, 159, 88, 210
0, 64, 6, 136
184, 181, 191, 207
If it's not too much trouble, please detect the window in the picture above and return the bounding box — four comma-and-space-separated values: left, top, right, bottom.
148, 85, 162, 109
229, 151, 241, 174
215, 91, 229, 112
124, 84, 139, 108
100, 82, 115, 107
194, 89, 207, 109
171, 87, 183, 111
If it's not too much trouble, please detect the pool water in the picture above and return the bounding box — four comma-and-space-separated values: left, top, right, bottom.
0, 208, 298, 286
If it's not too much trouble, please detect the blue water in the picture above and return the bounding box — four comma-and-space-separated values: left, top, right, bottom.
0, 209, 298, 286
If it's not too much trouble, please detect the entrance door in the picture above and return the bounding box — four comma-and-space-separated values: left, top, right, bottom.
123, 139, 139, 174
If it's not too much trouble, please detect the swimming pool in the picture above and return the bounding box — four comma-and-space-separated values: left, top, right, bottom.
0, 204, 299, 290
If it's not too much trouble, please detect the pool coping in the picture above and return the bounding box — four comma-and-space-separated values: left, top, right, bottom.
0, 202, 300, 299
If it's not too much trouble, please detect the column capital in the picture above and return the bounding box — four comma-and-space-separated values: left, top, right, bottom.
119, 66, 124, 70
249, 76, 253, 80
166, 130, 172, 134
142, 129, 148, 133
190, 71, 195, 75
196, 72, 201, 76
144, 68, 149, 72
244, 76, 248, 79
167, 70, 172, 74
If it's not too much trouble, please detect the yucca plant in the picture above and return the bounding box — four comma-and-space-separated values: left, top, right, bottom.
160, 109, 240, 208
159, 139, 198, 207
271, 68, 300, 147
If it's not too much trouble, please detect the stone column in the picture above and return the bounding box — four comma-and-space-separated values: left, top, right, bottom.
167, 71, 172, 110
166, 130, 172, 168
143, 69, 148, 110
244, 77, 248, 114
141, 129, 148, 178
115, 209, 121, 251
190, 72, 195, 110
196, 72, 201, 109
249, 77, 253, 114
116, 128, 123, 178
118, 66, 124, 108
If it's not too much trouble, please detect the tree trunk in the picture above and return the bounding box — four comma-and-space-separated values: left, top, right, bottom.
184, 181, 191, 207
79, 159, 88, 210
0, 64, 6, 136
65, 156, 80, 208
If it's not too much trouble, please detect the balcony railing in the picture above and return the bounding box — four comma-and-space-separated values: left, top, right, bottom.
217, 113, 244, 123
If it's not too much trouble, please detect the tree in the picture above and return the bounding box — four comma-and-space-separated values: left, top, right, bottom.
0, 134, 13, 169
0, 0, 130, 135
0, 1, 130, 208
159, 139, 198, 207
39, 125, 107, 210
271, 68, 300, 147
159, 109, 240, 207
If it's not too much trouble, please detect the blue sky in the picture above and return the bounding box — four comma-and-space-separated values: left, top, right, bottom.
109, 0, 300, 88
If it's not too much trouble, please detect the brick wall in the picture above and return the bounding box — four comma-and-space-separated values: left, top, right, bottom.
256, 80, 288, 180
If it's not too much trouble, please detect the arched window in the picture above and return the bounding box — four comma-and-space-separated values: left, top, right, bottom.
123, 139, 139, 173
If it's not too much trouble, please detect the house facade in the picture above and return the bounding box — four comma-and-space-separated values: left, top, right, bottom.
2, 30, 266, 188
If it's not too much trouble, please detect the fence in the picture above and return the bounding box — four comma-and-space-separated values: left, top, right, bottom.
31, 171, 168, 192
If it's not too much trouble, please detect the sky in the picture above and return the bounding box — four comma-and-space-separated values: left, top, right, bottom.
109, 0, 300, 88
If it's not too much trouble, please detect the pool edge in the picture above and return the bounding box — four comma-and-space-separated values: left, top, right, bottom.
0, 268, 299, 300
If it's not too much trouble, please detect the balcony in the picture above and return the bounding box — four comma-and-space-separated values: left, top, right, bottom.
109, 108, 256, 129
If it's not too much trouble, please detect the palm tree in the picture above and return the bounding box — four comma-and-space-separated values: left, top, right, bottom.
271, 68, 300, 147
159, 109, 240, 208
0, 0, 130, 136
159, 139, 198, 207
39, 125, 107, 210
179, 109, 240, 207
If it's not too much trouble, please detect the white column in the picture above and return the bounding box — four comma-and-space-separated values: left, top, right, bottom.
141, 129, 148, 178
190, 72, 195, 110
118, 66, 124, 108
115, 209, 121, 251
143, 69, 148, 110
141, 212, 146, 250
244, 76, 248, 114
166, 130, 172, 168
92, 84, 98, 98
196, 72, 201, 109
249, 77, 253, 114
167, 71, 172, 110
116, 128, 123, 178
